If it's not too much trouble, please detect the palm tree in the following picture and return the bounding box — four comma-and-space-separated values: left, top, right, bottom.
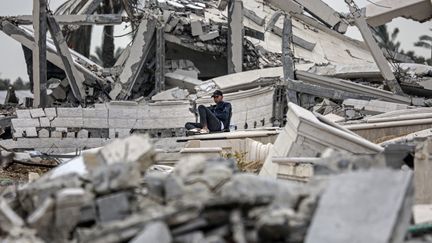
90, 46, 124, 66
372, 25, 400, 52
414, 28, 432, 64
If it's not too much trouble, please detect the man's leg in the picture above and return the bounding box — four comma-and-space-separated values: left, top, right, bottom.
198, 105, 221, 132
185, 122, 202, 130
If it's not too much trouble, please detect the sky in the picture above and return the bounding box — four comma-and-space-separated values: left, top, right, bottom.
0, 0, 430, 82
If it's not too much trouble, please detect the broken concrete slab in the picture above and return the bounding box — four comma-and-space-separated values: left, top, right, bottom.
259, 102, 383, 178
190, 20, 203, 36
130, 221, 172, 243
152, 87, 189, 101
305, 169, 413, 243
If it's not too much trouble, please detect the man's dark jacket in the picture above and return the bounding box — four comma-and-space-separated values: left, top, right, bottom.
209, 101, 232, 127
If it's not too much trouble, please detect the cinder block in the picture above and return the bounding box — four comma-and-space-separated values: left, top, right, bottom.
190, 20, 203, 36
13, 128, 25, 138
55, 127, 68, 132
25, 128, 38, 138
44, 108, 57, 118
109, 129, 116, 139
38, 129, 50, 138
51, 131, 63, 138
51, 118, 83, 128
30, 108, 45, 118
12, 118, 40, 128
83, 118, 109, 128
77, 129, 89, 138
67, 132, 76, 138
39, 117, 51, 127
16, 109, 31, 118
57, 107, 83, 118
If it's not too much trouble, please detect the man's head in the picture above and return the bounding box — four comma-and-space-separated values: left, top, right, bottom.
211, 90, 223, 103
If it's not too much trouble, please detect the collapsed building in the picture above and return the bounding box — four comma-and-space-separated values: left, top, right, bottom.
0, 0, 432, 242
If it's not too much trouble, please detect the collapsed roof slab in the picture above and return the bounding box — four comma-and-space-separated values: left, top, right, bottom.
10, 14, 124, 26
293, 0, 349, 33
366, 0, 432, 27
296, 70, 412, 104
0, 21, 105, 85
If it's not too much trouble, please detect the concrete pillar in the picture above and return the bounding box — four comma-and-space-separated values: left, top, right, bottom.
227, 0, 243, 74
282, 14, 298, 105
32, 0, 47, 107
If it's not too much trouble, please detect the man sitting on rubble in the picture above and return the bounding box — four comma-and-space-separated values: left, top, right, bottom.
185, 90, 232, 134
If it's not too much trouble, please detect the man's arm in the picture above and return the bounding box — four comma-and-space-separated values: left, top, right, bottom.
215, 103, 231, 122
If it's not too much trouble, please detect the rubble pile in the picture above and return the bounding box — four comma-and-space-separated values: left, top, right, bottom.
0, 135, 321, 242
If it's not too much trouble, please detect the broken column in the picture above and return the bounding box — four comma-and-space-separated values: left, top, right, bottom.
47, 14, 86, 103
227, 0, 243, 74
111, 17, 157, 100
155, 24, 165, 93
32, 0, 47, 107
282, 14, 298, 105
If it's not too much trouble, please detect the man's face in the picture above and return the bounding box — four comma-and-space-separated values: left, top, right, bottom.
213, 95, 223, 103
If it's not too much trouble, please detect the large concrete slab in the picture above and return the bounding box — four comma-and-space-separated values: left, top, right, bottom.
305, 169, 413, 243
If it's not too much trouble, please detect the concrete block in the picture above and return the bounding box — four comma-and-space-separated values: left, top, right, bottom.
96, 192, 130, 223
44, 108, 57, 118
77, 129, 89, 138
50, 84, 67, 100
13, 128, 25, 138
109, 129, 116, 139
51, 118, 84, 128
30, 108, 46, 118
55, 188, 92, 234
51, 131, 63, 138
83, 108, 108, 118
83, 118, 109, 128
305, 169, 413, 243
109, 119, 139, 129
12, 118, 40, 128
55, 127, 68, 132
67, 132, 76, 138
16, 109, 31, 118
108, 108, 138, 119
199, 30, 219, 41
94, 103, 107, 110
38, 129, 50, 138
99, 135, 155, 171
190, 20, 203, 36
117, 129, 131, 138
57, 107, 83, 118
39, 117, 51, 127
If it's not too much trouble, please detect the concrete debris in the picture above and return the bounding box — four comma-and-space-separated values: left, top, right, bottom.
0, 0, 432, 242
305, 169, 413, 243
